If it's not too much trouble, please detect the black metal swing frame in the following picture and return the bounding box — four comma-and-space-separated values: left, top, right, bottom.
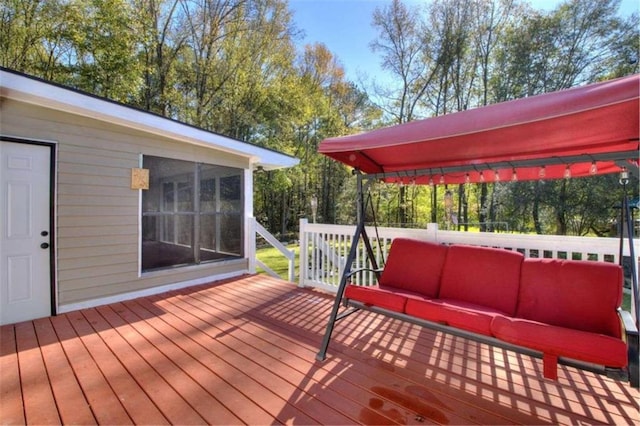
315, 165, 639, 388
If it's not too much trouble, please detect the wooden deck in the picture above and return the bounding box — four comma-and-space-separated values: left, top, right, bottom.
1, 274, 638, 425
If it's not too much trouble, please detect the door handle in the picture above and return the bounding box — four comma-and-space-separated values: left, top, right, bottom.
40, 242, 49, 249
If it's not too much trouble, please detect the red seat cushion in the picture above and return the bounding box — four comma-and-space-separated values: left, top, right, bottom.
491, 315, 627, 367
439, 245, 523, 316
378, 238, 449, 298
405, 298, 506, 336
344, 284, 407, 313
517, 259, 623, 338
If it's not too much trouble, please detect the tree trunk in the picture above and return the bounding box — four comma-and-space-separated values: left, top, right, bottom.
479, 183, 488, 232
399, 185, 408, 226
533, 181, 543, 234
488, 184, 497, 232
458, 184, 467, 231
556, 180, 568, 235
431, 187, 437, 224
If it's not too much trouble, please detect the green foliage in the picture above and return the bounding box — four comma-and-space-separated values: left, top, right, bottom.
365, 0, 638, 232
1, 0, 637, 236
492, 0, 638, 98
476, 175, 630, 236
0, 0, 144, 100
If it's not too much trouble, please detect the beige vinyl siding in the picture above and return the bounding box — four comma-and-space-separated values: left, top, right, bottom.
2, 99, 250, 306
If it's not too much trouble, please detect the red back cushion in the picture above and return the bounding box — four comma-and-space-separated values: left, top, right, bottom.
517, 259, 623, 338
379, 238, 448, 298
439, 245, 523, 315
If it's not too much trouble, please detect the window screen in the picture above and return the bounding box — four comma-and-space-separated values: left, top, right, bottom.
141, 156, 243, 272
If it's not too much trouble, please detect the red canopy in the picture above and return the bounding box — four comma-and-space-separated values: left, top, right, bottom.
319, 75, 639, 184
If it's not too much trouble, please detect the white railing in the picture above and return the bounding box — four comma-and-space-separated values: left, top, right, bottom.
298, 218, 639, 316
250, 218, 295, 282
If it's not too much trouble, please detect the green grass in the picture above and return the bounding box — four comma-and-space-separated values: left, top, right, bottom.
255, 244, 300, 281
622, 292, 632, 312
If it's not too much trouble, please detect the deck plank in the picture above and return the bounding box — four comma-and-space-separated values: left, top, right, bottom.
1, 274, 638, 425
154, 289, 423, 424
124, 295, 318, 425
31, 318, 96, 425
14, 321, 60, 425
49, 314, 135, 424
139, 293, 349, 425
186, 277, 489, 425
65, 309, 177, 425
101, 301, 276, 425
214, 276, 546, 425
80, 306, 224, 425
0, 325, 25, 425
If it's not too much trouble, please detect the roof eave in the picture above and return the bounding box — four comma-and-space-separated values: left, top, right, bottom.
0, 70, 299, 170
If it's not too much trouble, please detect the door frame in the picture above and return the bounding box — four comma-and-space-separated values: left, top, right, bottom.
1, 136, 57, 317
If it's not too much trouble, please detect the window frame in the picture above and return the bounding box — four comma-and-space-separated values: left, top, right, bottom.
141, 155, 244, 273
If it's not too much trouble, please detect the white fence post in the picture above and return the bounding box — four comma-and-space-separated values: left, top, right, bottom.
248, 217, 257, 274
299, 218, 308, 287
426, 223, 439, 242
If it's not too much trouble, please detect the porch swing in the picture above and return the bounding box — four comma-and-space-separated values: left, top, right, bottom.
314, 74, 640, 387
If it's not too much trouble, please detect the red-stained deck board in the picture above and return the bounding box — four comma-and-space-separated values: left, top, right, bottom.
135, 294, 342, 425
168, 281, 482, 425
208, 277, 546, 425
146, 291, 407, 425
173, 293, 413, 424
0, 325, 25, 425
96, 302, 275, 425
14, 321, 60, 425
68, 309, 176, 424
1, 274, 638, 425
49, 314, 136, 425
78, 307, 220, 425
65, 309, 175, 425
121, 296, 319, 425
31, 318, 96, 425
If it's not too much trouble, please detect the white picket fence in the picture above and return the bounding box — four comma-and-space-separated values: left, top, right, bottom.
298, 218, 639, 317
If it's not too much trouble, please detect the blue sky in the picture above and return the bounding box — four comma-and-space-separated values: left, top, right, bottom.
289, 0, 640, 85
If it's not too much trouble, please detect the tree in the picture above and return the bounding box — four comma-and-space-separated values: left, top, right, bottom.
422, 0, 479, 229
370, 0, 432, 225
370, 0, 437, 124
1, 0, 144, 100
132, 0, 187, 116
64, 0, 143, 101
286, 43, 379, 227
176, 0, 244, 128
3, 0, 636, 236
492, 0, 633, 98
489, 0, 639, 234
0, 0, 77, 76
599, 11, 640, 79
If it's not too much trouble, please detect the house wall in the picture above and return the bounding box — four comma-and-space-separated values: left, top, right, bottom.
1, 98, 252, 309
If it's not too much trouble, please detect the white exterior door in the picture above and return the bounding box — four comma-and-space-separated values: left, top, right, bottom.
0, 141, 52, 325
